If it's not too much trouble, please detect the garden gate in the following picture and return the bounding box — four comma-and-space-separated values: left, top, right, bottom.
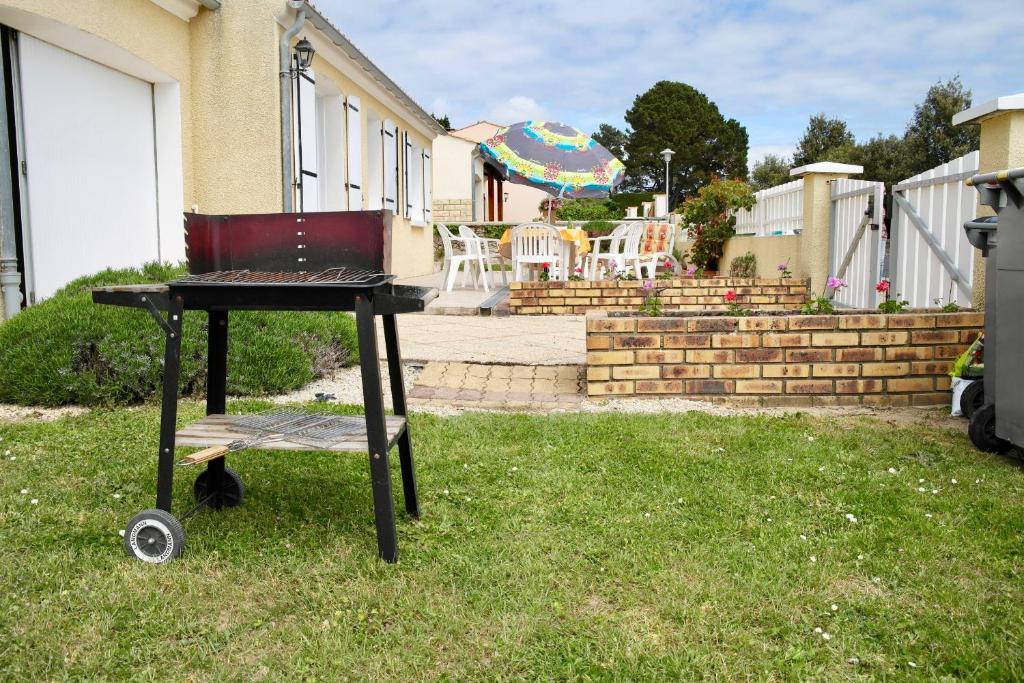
829, 178, 885, 308
890, 151, 979, 308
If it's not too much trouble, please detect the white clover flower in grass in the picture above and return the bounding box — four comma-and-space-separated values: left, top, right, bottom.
887, 467, 897, 474
810, 555, 817, 563
844, 513, 857, 523
30, 499, 37, 505
951, 478, 957, 484
917, 487, 926, 492
807, 436, 814, 442
800, 534, 807, 541
814, 627, 823, 634
821, 632, 832, 641
442, 489, 449, 496
908, 662, 918, 668
925, 513, 933, 519
20, 489, 27, 494
831, 604, 838, 611
857, 554, 864, 560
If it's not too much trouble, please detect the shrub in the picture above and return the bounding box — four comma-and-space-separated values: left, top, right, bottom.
607, 191, 655, 215
678, 179, 755, 270
582, 220, 619, 237
0, 264, 359, 407
729, 251, 757, 278
555, 198, 624, 222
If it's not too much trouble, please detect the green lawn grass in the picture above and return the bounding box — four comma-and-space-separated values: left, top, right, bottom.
1, 405, 1022, 680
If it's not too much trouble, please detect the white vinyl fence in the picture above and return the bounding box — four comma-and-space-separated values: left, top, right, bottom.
890, 150, 979, 308
733, 178, 803, 236
830, 179, 885, 308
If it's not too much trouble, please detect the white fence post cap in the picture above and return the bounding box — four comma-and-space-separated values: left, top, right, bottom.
953, 93, 1024, 126
790, 162, 863, 177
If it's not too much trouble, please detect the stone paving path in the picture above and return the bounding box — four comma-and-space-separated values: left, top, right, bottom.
407, 361, 584, 410
377, 314, 585, 365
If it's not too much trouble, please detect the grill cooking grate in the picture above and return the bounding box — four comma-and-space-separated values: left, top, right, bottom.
172, 268, 392, 287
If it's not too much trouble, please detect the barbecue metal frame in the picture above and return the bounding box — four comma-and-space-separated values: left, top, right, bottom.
93, 279, 435, 563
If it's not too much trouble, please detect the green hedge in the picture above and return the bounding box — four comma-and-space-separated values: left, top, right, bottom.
0, 264, 359, 407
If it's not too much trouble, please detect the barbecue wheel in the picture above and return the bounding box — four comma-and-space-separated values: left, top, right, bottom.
193, 466, 245, 509
968, 403, 1012, 454
123, 509, 185, 564
960, 381, 985, 419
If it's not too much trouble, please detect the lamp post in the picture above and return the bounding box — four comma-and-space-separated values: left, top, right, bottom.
660, 148, 675, 213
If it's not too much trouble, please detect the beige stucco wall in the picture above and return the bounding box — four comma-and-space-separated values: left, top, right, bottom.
800, 172, 847, 296
721, 235, 803, 278
0, 0, 440, 282
971, 111, 1024, 307
433, 134, 475, 202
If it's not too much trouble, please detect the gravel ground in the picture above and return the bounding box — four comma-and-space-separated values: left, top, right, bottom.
271, 363, 425, 408
0, 404, 88, 423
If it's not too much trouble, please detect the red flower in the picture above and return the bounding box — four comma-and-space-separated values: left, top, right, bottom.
875, 279, 890, 293
542, 262, 551, 269
724, 290, 737, 302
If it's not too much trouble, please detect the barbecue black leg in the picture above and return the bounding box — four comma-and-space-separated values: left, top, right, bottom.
356, 295, 399, 562
204, 310, 228, 506
383, 314, 420, 518
155, 295, 185, 512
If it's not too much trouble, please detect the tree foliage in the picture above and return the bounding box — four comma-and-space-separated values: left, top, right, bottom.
555, 198, 624, 222
593, 123, 628, 161
904, 76, 978, 169
432, 113, 451, 130
623, 81, 748, 204
678, 178, 755, 270
792, 114, 856, 167
750, 154, 792, 190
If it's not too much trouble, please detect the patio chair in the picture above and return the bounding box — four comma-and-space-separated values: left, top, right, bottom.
458, 225, 507, 292
511, 222, 564, 281
437, 223, 484, 292
639, 221, 682, 277
587, 222, 644, 280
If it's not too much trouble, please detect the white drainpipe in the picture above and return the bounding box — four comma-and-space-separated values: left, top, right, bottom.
0, 43, 20, 319
279, 1, 306, 213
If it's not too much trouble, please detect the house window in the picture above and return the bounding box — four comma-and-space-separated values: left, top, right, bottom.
366, 109, 383, 210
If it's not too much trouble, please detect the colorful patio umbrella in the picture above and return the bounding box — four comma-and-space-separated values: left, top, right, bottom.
479, 121, 626, 212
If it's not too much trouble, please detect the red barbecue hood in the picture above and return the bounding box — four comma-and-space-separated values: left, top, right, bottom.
184, 210, 393, 275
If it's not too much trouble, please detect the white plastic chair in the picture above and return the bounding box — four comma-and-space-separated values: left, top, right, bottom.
585, 222, 630, 279
436, 224, 483, 292
511, 223, 564, 281
458, 225, 507, 292
588, 222, 643, 279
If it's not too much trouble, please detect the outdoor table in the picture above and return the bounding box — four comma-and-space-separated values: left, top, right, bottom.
498, 226, 590, 278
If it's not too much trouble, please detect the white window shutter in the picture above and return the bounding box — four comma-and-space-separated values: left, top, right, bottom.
294, 72, 319, 212
403, 132, 412, 218
422, 149, 432, 222
382, 119, 397, 213
345, 95, 362, 209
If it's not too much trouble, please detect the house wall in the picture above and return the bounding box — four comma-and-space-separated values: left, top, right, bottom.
433, 134, 475, 224
0, 0, 441, 293
306, 47, 436, 277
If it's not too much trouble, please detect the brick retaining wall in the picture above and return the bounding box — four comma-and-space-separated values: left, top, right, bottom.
586, 310, 984, 406
509, 277, 811, 315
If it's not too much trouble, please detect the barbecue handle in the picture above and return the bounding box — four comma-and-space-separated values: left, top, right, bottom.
178, 445, 229, 466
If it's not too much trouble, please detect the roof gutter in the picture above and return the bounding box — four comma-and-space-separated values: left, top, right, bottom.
299, 2, 446, 137
279, 1, 306, 213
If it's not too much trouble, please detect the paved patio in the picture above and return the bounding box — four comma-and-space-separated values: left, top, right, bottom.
396, 271, 508, 315
376, 313, 585, 365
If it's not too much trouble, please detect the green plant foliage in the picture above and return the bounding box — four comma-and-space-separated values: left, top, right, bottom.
582, 220, 619, 237
0, 264, 358, 406
728, 252, 757, 278
623, 81, 748, 202
607, 192, 655, 215
878, 298, 910, 314
679, 179, 755, 269
750, 154, 792, 190
792, 114, 856, 167
555, 198, 624, 222
800, 297, 835, 315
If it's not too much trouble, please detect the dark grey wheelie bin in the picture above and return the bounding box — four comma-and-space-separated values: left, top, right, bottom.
964, 168, 1024, 453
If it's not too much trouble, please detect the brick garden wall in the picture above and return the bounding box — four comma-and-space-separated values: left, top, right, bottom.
509, 278, 811, 315
586, 310, 984, 406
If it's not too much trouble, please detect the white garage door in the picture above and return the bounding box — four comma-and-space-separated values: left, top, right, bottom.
18, 33, 160, 301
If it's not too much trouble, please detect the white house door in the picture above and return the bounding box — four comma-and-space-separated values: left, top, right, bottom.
17, 33, 160, 302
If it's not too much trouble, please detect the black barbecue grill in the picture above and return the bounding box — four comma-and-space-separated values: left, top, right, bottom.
92, 210, 436, 564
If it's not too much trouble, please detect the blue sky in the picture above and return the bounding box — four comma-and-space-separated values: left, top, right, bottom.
314, 0, 1024, 167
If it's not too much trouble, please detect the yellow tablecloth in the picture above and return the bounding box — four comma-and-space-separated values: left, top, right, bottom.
497, 227, 590, 260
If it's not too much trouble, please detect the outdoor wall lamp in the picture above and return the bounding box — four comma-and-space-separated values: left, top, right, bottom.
503, 192, 509, 202
293, 37, 315, 73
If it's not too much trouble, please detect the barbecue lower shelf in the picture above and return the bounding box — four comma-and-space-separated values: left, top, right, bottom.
175, 414, 407, 453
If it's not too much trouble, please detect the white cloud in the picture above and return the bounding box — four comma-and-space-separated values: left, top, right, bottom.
312, 0, 1024, 152
486, 96, 547, 125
